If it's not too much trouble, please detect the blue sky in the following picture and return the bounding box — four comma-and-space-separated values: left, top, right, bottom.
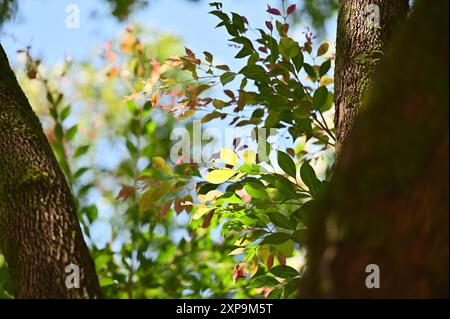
1, 0, 336, 68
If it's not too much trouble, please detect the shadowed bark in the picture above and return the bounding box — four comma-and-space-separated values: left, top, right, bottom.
0, 43, 101, 298
301, 0, 449, 298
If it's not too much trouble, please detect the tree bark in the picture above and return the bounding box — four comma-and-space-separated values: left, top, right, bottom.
301, 0, 449, 297
334, 0, 409, 155
0, 43, 101, 298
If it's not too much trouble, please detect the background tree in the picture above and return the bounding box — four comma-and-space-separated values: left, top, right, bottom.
302, 0, 449, 297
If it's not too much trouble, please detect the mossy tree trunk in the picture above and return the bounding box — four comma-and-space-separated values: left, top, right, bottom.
301, 0, 449, 297
334, 0, 409, 155
0, 43, 101, 298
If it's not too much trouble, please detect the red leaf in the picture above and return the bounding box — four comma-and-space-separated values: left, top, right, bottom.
283, 23, 289, 33
287, 4, 296, 15
266, 7, 281, 15
174, 198, 184, 215
159, 201, 172, 220
267, 254, 274, 270
258, 46, 268, 53
233, 264, 247, 282
265, 21, 273, 31
202, 212, 214, 228
278, 255, 286, 266
224, 89, 235, 100
116, 186, 136, 201
242, 16, 249, 24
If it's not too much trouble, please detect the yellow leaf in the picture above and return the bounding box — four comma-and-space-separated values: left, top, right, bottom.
249, 256, 259, 277
320, 76, 334, 86
234, 236, 251, 246
257, 245, 271, 265
228, 247, 246, 255
139, 182, 173, 213
317, 42, 329, 57
243, 150, 256, 164
205, 169, 236, 184
152, 156, 173, 175
220, 148, 238, 166
198, 190, 223, 204
192, 205, 213, 220
150, 92, 158, 107
139, 189, 155, 212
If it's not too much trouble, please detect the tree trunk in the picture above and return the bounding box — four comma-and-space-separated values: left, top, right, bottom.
0, 43, 101, 298
334, 0, 409, 155
301, 0, 449, 298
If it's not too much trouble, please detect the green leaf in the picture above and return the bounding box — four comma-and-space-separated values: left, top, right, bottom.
240, 64, 268, 83
244, 181, 269, 199
231, 13, 246, 32
275, 177, 298, 200
277, 151, 296, 178
205, 169, 237, 184
267, 288, 283, 299
126, 139, 137, 157
66, 124, 78, 141
74, 145, 90, 159
300, 161, 320, 196
312, 86, 328, 110
73, 167, 89, 179
270, 265, 299, 278
55, 123, 63, 139
202, 111, 222, 123
220, 72, 236, 85
292, 51, 304, 72
276, 239, 294, 257
60, 105, 71, 121
260, 232, 291, 245
303, 63, 317, 81
212, 99, 227, 109
216, 64, 230, 71
279, 37, 299, 59
248, 275, 279, 288
320, 92, 334, 112
267, 213, 294, 230
99, 278, 116, 287
319, 59, 331, 77
292, 229, 308, 244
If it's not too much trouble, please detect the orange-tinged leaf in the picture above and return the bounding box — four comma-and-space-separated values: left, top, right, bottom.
317, 42, 329, 57
151, 92, 158, 107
